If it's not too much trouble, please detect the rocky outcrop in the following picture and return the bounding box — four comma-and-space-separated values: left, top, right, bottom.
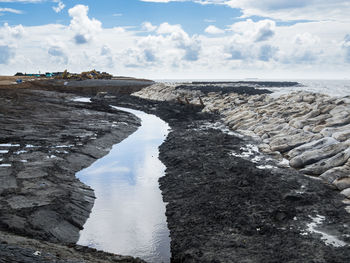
0, 88, 140, 246
133, 82, 350, 210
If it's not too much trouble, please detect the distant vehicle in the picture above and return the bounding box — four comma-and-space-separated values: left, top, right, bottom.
16, 79, 22, 83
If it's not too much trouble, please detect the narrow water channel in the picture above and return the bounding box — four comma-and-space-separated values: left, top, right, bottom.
77, 106, 171, 263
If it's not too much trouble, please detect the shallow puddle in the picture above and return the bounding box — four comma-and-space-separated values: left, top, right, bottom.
77, 106, 171, 263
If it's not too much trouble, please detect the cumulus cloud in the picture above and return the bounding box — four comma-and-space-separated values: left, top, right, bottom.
48, 45, 68, 64
258, 44, 278, 61
228, 19, 275, 42
68, 5, 102, 45
156, 22, 201, 61
52, 0, 65, 13
0, 23, 25, 39
142, 21, 157, 32
0, 6, 349, 79
279, 32, 321, 64
0, 45, 14, 64
205, 25, 224, 34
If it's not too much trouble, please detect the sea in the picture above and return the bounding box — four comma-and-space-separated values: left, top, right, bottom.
156, 79, 350, 98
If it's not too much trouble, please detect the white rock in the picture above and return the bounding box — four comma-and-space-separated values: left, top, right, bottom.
320, 166, 350, 183
287, 137, 338, 159
300, 148, 350, 175
269, 132, 321, 153
340, 188, 350, 198
333, 177, 350, 191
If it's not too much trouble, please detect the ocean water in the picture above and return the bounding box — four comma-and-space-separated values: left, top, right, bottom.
156, 79, 350, 98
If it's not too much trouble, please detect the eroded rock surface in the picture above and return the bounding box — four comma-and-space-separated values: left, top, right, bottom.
0, 87, 141, 261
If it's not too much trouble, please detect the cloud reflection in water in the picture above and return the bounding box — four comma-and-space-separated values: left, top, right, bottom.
77, 107, 171, 263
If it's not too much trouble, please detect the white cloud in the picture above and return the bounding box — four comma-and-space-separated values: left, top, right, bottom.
0, 45, 14, 64
52, 1, 65, 13
0, 23, 24, 39
225, 0, 350, 21
68, 5, 102, 44
142, 21, 157, 32
0, 4, 350, 79
139, 0, 350, 22
205, 25, 224, 34
228, 19, 275, 42
0, 8, 23, 14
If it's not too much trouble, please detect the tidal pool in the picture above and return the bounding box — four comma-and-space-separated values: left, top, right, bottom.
77, 106, 171, 263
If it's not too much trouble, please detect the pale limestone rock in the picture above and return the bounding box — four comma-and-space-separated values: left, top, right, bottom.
320, 124, 350, 137
317, 104, 337, 114
258, 143, 271, 153
333, 177, 350, 191
289, 141, 347, 169
269, 132, 320, 153
324, 114, 350, 127
287, 137, 338, 159
333, 129, 350, 142
345, 206, 350, 214
329, 105, 350, 116
340, 188, 350, 198
320, 166, 350, 183
300, 148, 350, 175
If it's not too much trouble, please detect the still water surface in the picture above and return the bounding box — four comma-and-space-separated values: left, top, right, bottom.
77, 106, 171, 263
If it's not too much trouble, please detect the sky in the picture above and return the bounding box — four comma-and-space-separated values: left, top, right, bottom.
0, 0, 350, 79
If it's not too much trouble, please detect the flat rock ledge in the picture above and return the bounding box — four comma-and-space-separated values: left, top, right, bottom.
0, 87, 143, 262
133, 82, 350, 211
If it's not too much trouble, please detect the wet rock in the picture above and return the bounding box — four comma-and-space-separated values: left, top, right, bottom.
320, 166, 350, 183
300, 148, 350, 175
0, 169, 17, 195
289, 142, 348, 169
286, 137, 338, 160
333, 129, 350, 142
269, 132, 320, 153
0, 87, 141, 258
333, 177, 350, 191
340, 188, 350, 198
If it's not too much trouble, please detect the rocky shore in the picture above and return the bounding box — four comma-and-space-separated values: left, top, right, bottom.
0, 85, 145, 262
1, 79, 350, 262
101, 91, 350, 262
133, 82, 350, 206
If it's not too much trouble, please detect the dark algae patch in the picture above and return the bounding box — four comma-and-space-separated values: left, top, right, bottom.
175, 84, 272, 95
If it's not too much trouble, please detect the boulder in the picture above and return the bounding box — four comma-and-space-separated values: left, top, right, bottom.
300, 148, 350, 175
289, 141, 347, 168
320, 166, 350, 183
269, 132, 321, 153
333, 177, 350, 191
324, 114, 350, 127
340, 188, 350, 198
287, 137, 338, 159
320, 124, 350, 137
333, 129, 350, 142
